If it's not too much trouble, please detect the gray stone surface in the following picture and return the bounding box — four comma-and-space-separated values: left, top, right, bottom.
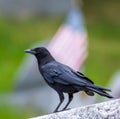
30, 99, 120, 119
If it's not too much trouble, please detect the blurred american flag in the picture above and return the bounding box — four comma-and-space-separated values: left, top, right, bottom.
48, 8, 88, 71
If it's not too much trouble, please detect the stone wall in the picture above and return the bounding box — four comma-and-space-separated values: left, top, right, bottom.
30, 99, 120, 119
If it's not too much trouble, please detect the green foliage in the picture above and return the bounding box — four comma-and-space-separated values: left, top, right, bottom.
85, 21, 120, 85
0, 104, 43, 119
0, 17, 62, 92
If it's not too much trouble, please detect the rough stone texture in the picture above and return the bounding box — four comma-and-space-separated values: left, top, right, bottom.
30, 99, 120, 119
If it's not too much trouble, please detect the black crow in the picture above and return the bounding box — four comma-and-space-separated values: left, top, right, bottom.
25, 47, 113, 112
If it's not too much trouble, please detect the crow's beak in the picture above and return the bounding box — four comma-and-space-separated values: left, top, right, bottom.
24, 49, 36, 54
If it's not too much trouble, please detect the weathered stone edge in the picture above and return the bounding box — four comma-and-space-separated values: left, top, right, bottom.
30, 99, 120, 119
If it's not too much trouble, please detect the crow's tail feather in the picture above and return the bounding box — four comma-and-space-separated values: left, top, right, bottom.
87, 85, 114, 98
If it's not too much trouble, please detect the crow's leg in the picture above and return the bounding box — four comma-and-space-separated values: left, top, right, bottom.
53, 92, 64, 113
62, 93, 73, 111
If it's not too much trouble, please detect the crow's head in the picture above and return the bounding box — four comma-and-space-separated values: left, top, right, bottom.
25, 47, 50, 56
25, 47, 54, 63
25, 47, 44, 54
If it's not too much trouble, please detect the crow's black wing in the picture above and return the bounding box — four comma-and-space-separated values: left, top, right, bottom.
40, 61, 90, 86
76, 72, 94, 84
40, 62, 75, 85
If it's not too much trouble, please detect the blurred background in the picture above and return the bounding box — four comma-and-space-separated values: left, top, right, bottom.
0, 0, 120, 118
